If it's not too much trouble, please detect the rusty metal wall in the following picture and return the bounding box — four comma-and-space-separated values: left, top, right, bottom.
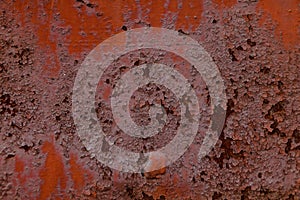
0, 0, 299, 199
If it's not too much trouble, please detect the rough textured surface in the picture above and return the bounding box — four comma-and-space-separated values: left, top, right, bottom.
0, 0, 299, 199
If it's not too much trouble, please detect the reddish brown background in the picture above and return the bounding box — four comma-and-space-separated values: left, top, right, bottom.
0, 0, 299, 199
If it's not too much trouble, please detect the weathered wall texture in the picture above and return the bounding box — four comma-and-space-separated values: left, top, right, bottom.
0, 0, 299, 199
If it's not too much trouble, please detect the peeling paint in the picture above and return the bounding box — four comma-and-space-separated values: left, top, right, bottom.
1, 0, 300, 199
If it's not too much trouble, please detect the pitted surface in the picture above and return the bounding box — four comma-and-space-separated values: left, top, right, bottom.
0, 0, 299, 199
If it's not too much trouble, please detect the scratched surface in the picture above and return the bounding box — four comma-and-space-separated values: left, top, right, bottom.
0, 0, 300, 199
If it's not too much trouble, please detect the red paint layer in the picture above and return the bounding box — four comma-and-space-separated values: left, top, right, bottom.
69, 153, 85, 190
213, 0, 237, 9
257, 0, 300, 48
39, 140, 67, 200
15, 156, 26, 184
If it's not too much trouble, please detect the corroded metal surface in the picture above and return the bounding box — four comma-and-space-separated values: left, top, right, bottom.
0, 0, 299, 199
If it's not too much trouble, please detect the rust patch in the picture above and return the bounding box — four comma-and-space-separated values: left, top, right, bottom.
257, 0, 300, 48
213, 0, 237, 9
140, 0, 165, 27
11, 0, 204, 78
144, 155, 167, 179
150, 174, 190, 199
39, 139, 67, 200
1, 0, 300, 199
15, 156, 26, 185
50, 0, 142, 56
69, 153, 85, 190
176, 0, 203, 31
14, 0, 61, 78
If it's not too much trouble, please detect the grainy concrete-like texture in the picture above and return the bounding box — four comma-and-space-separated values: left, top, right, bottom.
0, 0, 299, 199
